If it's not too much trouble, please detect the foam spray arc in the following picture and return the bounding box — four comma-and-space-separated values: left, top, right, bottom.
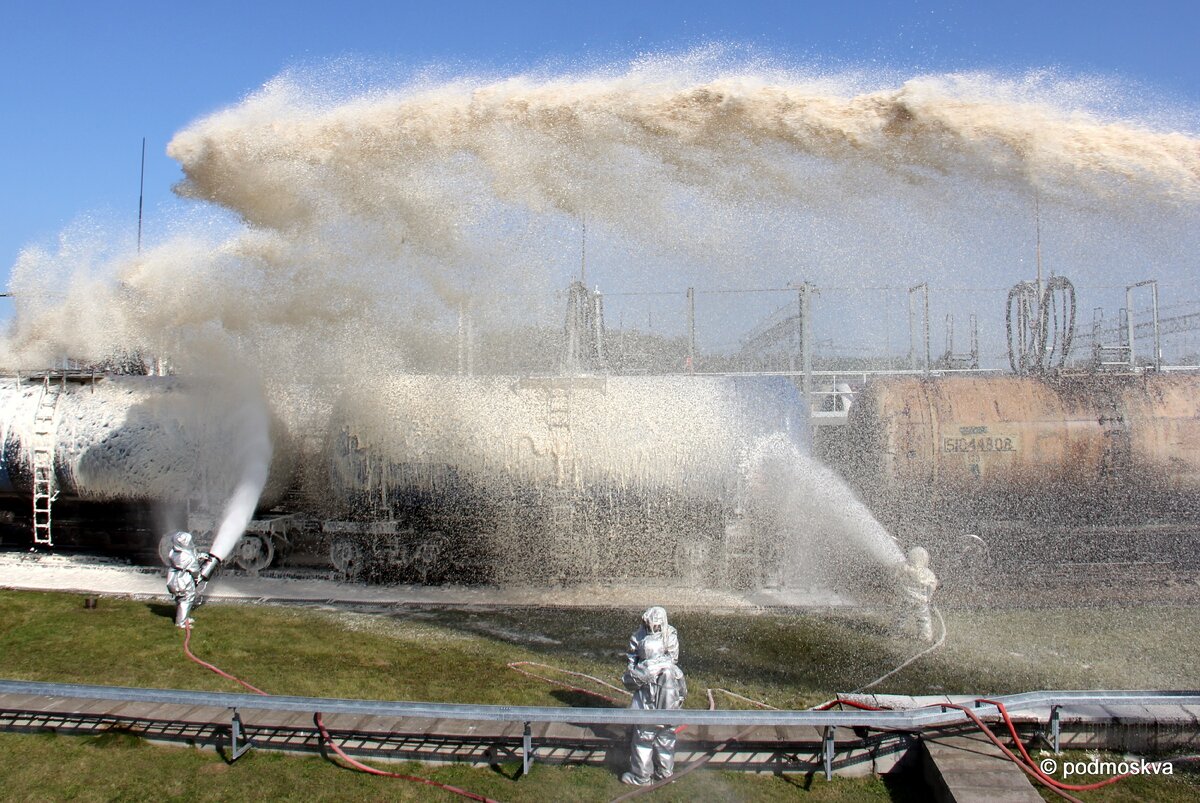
740, 433, 904, 595
7, 62, 1199, 385
200, 389, 273, 580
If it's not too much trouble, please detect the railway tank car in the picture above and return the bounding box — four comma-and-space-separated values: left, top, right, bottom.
836, 372, 1200, 538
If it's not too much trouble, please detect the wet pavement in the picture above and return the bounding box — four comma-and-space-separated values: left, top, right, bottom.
0, 549, 854, 610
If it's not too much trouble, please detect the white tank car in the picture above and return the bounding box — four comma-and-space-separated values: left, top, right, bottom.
324, 374, 809, 585
0, 375, 294, 542
0, 372, 810, 587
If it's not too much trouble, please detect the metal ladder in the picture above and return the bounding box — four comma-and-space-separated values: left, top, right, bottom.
547, 386, 571, 430
32, 377, 61, 546
546, 387, 580, 489
1092, 307, 1133, 370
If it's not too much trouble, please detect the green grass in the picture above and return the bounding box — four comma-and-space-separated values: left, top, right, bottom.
1, 589, 1198, 800
1, 591, 1199, 704
0, 591, 557, 703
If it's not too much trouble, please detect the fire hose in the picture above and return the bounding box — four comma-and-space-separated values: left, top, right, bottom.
854, 606, 947, 693
506, 661, 780, 715
182, 624, 499, 803
812, 695, 1130, 802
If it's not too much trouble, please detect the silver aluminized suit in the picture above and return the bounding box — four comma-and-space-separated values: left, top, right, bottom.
621, 607, 686, 785
626, 606, 679, 673
896, 546, 938, 642
166, 531, 201, 628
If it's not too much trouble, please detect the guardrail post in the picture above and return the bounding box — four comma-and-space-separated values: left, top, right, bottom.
229, 708, 252, 762
522, 721, 533, 775
1050, 705, 1061, 754
822, 725, 836, 780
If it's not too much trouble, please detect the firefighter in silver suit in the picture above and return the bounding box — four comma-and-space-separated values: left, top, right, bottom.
896, 546, 938, 642
626, 606, 679, 673
621, 607, 686, 785
166, 531, 202, 628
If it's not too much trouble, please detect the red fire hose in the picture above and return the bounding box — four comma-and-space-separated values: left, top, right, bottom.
182, 624, 499, 803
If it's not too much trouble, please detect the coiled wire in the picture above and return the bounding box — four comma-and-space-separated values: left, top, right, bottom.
1007, 276, 1076, 373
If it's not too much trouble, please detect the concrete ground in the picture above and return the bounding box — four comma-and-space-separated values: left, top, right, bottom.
0, 549, 853, 609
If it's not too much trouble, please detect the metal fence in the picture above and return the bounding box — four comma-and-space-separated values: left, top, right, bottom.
449, 278, 1200, 379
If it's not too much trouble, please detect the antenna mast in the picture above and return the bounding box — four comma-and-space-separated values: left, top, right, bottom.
1034, 187, 1043, 297
580, 216, 587, 285
137, 137, 146, 253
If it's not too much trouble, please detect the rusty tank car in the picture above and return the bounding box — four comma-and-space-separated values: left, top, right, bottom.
837, 372, 1200, 536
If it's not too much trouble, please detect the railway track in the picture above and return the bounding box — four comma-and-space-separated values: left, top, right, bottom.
926, 522, 1200, 606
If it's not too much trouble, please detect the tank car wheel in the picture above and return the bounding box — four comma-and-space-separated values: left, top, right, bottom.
330, 537, 366, 581
674, 538, 712, 584
234, 533, 275, 574
411, 534, 449, 584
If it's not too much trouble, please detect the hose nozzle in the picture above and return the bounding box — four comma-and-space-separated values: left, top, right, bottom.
198, 554, 221, 582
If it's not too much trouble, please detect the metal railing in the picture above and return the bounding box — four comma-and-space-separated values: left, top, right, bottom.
3, 680, 1198, 778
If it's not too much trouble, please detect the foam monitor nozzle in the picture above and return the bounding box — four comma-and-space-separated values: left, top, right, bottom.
198, 555, 222, 582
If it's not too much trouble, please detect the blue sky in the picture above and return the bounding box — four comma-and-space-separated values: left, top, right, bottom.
2, 0, 1197, 288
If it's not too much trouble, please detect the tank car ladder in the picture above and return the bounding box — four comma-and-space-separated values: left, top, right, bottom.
546, 385, 577, 487
31, 376, 62, 546
544, 386, 579, 572
547, 386, 571, 430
